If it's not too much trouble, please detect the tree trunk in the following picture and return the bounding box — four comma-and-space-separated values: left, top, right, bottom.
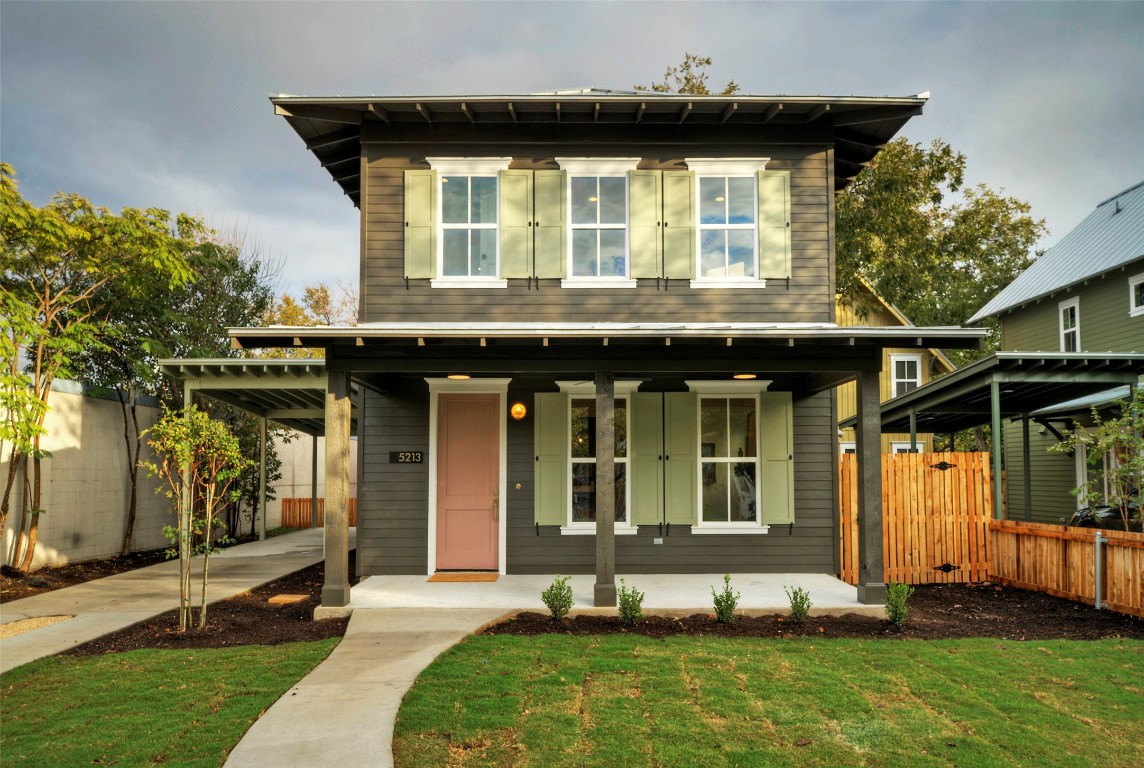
7, 454, 29, 569
17, 445, 41, 573
1, 445, 20, 538
974, 426, 989, 452
118, 390, 142, 556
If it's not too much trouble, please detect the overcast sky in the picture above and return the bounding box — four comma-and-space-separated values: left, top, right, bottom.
3, 1, 1142, 298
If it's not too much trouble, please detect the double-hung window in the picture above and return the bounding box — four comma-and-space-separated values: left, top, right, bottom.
569, 396, 629, 526
556, 158, 639, 286
890, 354, 922, 397
1129, 272, 1144, 317
423, 158, 511, 286
699, 396, 759, 524
698, 176, 757, 279
1059, 297, 1080, 352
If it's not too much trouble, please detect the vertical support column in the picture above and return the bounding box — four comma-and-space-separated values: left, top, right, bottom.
310, 434, 319, 529
594, 371, 617, 607
1021, 414, 1032, 522
321, 370, 352, 608
855, 369, 886, 604
991, 379, 1004, 520
258, 416, 267, 541
909, 409, 918, 453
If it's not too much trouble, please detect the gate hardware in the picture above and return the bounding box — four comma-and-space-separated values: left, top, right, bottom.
933, 563, 961, 573
931, 461, 957, 471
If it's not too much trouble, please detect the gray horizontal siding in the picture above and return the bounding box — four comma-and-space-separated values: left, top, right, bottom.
361, 147, 834, 325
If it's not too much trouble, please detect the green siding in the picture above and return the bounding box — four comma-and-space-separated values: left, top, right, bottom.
1003, 426, 1079, 524
534, 392, 567, 525
403, 170, 437, 278
760, 391, 795, 525
630, 393, 664, 526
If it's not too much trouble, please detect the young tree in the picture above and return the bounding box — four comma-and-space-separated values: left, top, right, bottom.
636, 53, 740, 96
836, 138, 1047, 365
0, 164, 195, 571
141, 405, 251, 630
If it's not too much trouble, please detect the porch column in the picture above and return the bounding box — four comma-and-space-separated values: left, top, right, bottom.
1021, 413, 1032, 521
594, 371, 617, 607
321, 370, 352, 608
990, 379, 1004, 520
310, 434, 319, 529
855, 369, 886, 604
258, 416, 267, 540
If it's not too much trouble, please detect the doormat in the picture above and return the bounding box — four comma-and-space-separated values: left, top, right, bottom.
428, 572, 499, 583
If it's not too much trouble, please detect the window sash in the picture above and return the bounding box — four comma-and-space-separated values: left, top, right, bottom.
891, 356, 921, 397
569, 175, 628, 278
568, 396, 629, 526
440, 175, 498, 278
697, 175, 757, 279
698, 396, 760, 525
1059, 300, 1079, 352
1129, 274, 1144, 316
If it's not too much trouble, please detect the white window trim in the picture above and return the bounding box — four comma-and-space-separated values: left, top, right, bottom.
689, 279, 768, 289
555, 157, 642, 175
1129, 272, 1144, 318
839, 441, 857, 455
686, 380, 771, 531
1059, 297, 1080, 352
684, 158, 770, 174
424, 377, 512, 576
560, 277, 637, 289
558, 380, 641, 533
556, 158, 639, 282
692, 172, 760, 284
426, 158, 511, 286
890, 353, 923, 398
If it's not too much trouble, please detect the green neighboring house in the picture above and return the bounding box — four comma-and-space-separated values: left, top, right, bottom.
968, 180, 1144, 523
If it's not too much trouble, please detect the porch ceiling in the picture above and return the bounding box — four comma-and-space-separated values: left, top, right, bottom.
159, 358, 359, 436
839, 352, 1144, 434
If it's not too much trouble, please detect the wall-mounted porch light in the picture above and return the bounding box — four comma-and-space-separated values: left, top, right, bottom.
510, 402, 528, 421
732, 373, 757, 380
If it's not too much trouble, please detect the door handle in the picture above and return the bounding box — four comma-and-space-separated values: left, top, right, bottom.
492, 490, 500, 522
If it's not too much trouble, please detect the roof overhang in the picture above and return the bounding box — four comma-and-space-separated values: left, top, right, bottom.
272, 92, 928, 205
159, 358, 358, 437
839, 352, 1144, 434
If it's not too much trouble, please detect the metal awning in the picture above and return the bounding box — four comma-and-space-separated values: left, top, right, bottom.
840, 352, 1144, 434
159, 358, 358, 436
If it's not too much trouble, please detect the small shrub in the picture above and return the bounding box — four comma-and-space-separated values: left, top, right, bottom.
711, 574, 740, 624
617, 578, 645, 626
886, 581, 916, 627
784, 585, 812, 623
542, 575, 574, 619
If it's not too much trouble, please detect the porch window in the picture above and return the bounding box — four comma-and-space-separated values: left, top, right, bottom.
1129, 272, 1144, 318
891, 354, 922, 397
698, 396, 759, 524
569, 397, 628, 526
697, 176, 757, 279
1059, 297, 1080, 352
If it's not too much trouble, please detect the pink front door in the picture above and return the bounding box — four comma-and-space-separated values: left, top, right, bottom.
436, 393, 499, 570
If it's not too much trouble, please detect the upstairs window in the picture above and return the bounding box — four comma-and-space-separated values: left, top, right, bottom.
441, 175, 498, 277
570, 176, 627, 277
1130, 273, 1144, 318
891, 354, 922, 397
1059, 297, 1080, 352
698, 176, 757, 279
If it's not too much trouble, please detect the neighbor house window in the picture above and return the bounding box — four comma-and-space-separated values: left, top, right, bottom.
1130, 273, 1144, 318
891, 442, 923, 454
891, 354, 922, 397
569, 396, 629, 526
699, 396, 759, 524
698, 175, 757, 279
1059, 297, 1080, 352
839, 441, 857, 455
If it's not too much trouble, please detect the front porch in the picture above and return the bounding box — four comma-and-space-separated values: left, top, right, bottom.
320, 571, 885, 618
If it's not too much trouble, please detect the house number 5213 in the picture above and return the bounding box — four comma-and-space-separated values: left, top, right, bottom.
389, 451, 423, 464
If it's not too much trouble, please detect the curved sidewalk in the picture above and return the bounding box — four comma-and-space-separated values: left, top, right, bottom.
0, 528, 340, 673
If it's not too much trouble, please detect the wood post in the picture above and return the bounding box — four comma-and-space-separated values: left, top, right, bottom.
990, 379, 1004, 520
855, 368, 886, 604
321, 370, 352, 608
594, 371, 617, 607
310, 434, 319, 529
258, 416, 267, 541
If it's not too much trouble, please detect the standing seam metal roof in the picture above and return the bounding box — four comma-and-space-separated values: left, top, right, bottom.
968, 180, 1144, 323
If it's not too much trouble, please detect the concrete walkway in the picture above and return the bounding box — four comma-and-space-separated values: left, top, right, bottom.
0, 528, 342, 673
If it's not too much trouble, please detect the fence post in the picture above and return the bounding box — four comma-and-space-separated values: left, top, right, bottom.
1094, 532, 1104, 610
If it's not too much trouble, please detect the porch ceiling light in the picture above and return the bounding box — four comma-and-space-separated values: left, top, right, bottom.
732, 372, 757, 380
447, 372, 471, 380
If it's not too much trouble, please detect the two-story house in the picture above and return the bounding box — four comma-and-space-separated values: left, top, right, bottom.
228, 90, 983, 609
835, 278, 954, 454
968, 180, 1144, 523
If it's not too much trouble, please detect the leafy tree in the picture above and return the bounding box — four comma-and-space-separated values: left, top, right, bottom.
635, 53, 740, 96
836, 138, 1047, 365
261, 281, 357, 360
0, 164, 195, 571
141, 405, 251, 630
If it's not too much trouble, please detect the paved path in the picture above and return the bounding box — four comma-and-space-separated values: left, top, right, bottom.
0, 528, 338, 673
223, 607, 506, 768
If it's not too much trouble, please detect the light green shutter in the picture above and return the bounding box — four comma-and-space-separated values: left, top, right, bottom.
664, 392, 697, 525
499, 170, 532, 278
629, 170, 662, 278
630, 393, 664, 526
760, 391, 794, 525
661, 171, 695, 280
533, 170, 566, 278
758, 170, 791, 279
534, 392, 568, 526
403, 169, 437, 279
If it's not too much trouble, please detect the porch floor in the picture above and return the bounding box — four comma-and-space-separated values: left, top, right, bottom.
346, 572, 885, 617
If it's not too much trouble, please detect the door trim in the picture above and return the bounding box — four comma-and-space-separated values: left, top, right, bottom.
426, 378, 510, 575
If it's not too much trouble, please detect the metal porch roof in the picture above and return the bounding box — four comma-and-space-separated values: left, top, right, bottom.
159, 358, 358, 437
839, 352, 1144, 434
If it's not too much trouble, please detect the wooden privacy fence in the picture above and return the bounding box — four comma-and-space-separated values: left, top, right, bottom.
989, 520, 1144, 618
839, 452, 992, 586
280, 498, 358, 529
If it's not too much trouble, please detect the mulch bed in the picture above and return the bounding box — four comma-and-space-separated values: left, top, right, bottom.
484, 582, 1144, 642
1, 549, 172, 603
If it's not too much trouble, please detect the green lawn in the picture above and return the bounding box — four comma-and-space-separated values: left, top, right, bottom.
394, 636, 1143, 768
1, 639, 339, 768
